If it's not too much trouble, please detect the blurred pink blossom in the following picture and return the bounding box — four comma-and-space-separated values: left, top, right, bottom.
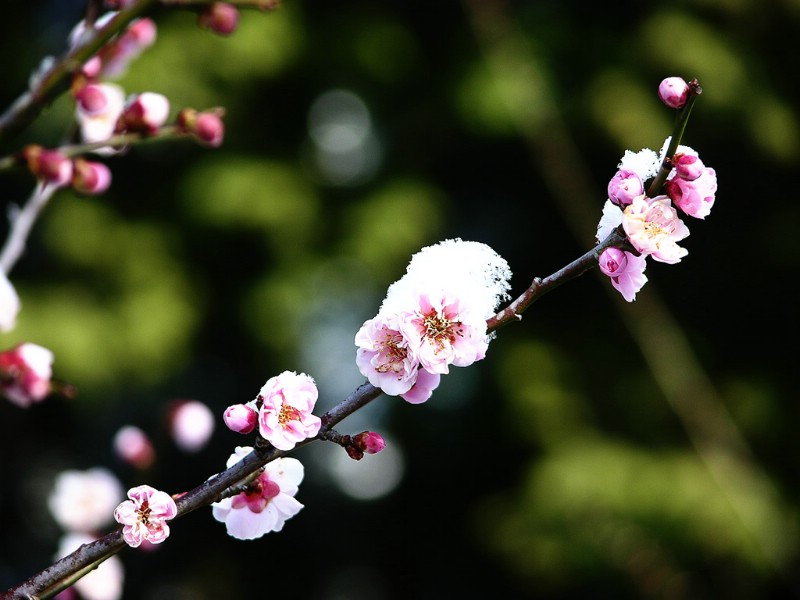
0, 343, 54, 407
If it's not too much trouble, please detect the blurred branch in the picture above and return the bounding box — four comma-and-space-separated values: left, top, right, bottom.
464, 0, 785, 574
0, 183, 58, 276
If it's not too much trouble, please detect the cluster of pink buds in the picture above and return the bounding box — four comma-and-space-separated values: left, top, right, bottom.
596, 76, 718, 302
21, 145, 111, 195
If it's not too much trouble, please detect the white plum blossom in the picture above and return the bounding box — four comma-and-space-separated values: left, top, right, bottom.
48, 468, 124, 533
623, 195, 690, 264
212, 447, 305, 540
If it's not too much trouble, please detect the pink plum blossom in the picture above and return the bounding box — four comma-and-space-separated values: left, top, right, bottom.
257, 371, 322, 450
355, 313, 419, 395
223, 402, 258, 434
212, 447, 304, 540
169, 399, 215, 453
622, 195, 690, 264
658, 77, 690, 109
672, 151, 705, 181
0, 343, 54, 407
399, 291, 488, 375
400, 367, 440, 404
607, 169, 644, 206
97, 18, 158, 79
114, 485, 177, 548
0, 272, 20, 333
113, 425, 156, 470
48, 468, 124, 533
598, 247, 648, 302
665, 167, 718, 220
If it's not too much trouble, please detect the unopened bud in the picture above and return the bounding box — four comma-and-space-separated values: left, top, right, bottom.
607, 169, 643, 207
658, 76, 690, 109
223, 403, 258, 434
72, 159, 112, 195
177, 108, 225, 147
352, 431, 386, 455
198, 3, 240, 37
672, 152, 705, 181
120, 92, 170, 134
22, 145, 73, 187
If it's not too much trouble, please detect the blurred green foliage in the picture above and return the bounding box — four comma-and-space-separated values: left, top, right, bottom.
1, 1, 799, 599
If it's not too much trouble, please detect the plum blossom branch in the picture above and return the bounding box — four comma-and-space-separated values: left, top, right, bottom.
486, 226, 628, 332
0, 184, 58, 276
0, 0, 157, 143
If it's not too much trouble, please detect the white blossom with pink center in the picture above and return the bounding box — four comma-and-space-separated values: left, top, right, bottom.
622, 195, 690, 264
257, 371, 322, 451
48, 468, 124, 533
0, 343, 54, 408
211, 447, 304, 540
75, 82, 125, 144
114, 485, 177, 548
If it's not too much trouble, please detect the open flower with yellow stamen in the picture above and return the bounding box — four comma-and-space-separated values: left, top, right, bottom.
257, 371, 322, 450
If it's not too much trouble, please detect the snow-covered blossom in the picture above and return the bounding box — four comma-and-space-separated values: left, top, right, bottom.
223, 402, 258, 434
169, 399, 215, 453
622, 195, 690, 264
56, 533, 124, 600
356, 239, 511, 404
658, 76, 690, 109
0, 272, 20, 333
114, 485, 177, 548
257, 371, 321, 451
0, 343, 54, 407
48, 468, 124, 533
212, 447, 304, 540
113, 425, 156, 470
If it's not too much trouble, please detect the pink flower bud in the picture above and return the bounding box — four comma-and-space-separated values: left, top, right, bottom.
658, 76, 690, 109
121, 92, 170, 134
198, 3, 240, 37
75, 84, 112, 115
607, 169, 644, 206
168, 399, 215, 452
672, 152, 705, 181
0, 343, 54, 408
22, 145, 73, 187
113, 425, 156, 470
177, 108, 225, 147
353, 431, 386, 454
223, 403, 258, 434
72, 159, 112, 195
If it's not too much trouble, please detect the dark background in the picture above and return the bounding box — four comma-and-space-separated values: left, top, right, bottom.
1, 1, 799, 598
